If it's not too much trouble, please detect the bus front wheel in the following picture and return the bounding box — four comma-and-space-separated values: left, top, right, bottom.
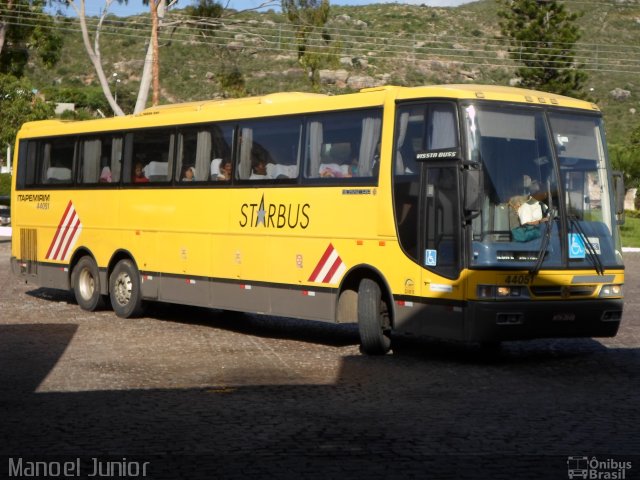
109, 259, 144, 318
357, 278, 391, 355
72, 256, 105, 311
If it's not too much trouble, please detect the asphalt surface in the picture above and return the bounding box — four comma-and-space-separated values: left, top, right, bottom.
0, 237, 638, 479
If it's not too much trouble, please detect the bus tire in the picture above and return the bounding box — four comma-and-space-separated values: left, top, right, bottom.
109, 259, 144, 318
357, 278, 391, 355
72, 256, 105, 311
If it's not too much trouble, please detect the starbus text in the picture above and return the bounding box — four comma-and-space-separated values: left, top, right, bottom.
239, 200, 310, 229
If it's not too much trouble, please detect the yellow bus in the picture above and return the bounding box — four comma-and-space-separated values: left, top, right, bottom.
11, 85, 625, 354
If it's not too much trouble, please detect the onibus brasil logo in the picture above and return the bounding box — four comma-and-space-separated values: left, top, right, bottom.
567, 456, 632, 479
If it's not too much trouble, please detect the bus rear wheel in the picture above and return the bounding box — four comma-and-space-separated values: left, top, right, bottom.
72, 256, 105, 311
357, 278, 391, 355
109, 259, 144, 318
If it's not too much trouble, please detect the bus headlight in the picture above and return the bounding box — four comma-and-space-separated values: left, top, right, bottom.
497, 286, 521, 297
600, 284, 623, 298
477, 285, 526, 299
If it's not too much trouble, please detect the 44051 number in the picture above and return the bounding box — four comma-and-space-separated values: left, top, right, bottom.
502, 274, 533, 285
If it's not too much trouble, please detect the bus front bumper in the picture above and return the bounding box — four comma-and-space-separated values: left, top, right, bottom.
465, 299, 623, 342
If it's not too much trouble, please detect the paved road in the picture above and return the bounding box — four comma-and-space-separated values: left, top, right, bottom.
0, 238, 638, 479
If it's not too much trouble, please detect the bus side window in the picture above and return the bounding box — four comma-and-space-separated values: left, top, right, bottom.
237, 118, 302, 181
78, 138, 102, 184
42, 137, 75, 185
127, 128, 174, 184
16, 140, 38, 189
176, 128, 213, 183
305, 109, 381, 181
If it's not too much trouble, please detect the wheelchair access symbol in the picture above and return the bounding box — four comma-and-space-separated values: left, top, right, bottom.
425, 249, 438, 266
569, 233, 586, 259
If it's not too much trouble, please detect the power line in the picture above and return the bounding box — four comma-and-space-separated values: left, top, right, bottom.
5, 5, 640, 52
2, 5, 640, 75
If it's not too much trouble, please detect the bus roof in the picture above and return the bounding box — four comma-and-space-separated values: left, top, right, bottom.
394, 84, 599, 111
17, 84, 598, 138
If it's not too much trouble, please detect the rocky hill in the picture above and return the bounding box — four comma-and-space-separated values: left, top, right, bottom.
26, 0, 640, 146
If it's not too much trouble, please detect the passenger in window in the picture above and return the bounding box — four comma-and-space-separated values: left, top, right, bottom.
319, 144, 356, 178
528, 179, 549, 205
217, 159, 232, 181
99, 156, 112, 183
320, 162, 351, 178
181, 165, 195, 182
509, 190, 548, 226
250, 158, 269, 180
133, 162, 149, 183
99, 166, 112, 183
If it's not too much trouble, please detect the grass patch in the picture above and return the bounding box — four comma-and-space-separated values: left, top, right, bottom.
620, 211, 640, 248
0, 174, 10, 198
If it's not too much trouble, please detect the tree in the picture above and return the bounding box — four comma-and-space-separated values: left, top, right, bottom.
0, 0, 63, 77
148, 0, 161, 107
66, 0, 127, 116
65, 0, 277, 114
133, 0, 168, 113
282, 0, 330, 60
184, 0, 222, 19
178, 0, 278, 97
281, 0, 333, 87
65, 0, 178, 115
0, 73, 54, 159
497, 0, 587, 98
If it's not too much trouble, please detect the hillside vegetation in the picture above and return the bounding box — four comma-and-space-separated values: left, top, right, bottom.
25, 0, 640, 146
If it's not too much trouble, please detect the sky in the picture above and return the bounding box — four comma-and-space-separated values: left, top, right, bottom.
52, 0, 476, 17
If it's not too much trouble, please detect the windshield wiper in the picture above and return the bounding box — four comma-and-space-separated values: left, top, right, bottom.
529, 208, 555, 276
569, 216, 605, 276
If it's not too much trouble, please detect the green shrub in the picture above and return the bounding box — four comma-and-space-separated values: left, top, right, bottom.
0, 173, 11, 197
620, 212, 640, 248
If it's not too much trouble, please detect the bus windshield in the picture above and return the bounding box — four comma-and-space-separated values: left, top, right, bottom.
464, 103, 623, 270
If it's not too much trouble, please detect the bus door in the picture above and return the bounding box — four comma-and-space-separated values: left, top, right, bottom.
422, 164, 462, 282
420, 161, 465, 339
394, 102, 464, 338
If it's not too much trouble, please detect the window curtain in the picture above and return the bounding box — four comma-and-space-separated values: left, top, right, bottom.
358, 115, 382, 176
307, 120, 323, 177
83, 139, 101, 183
175, 133, 184, 180
395, 111, 409, 175
26, 142, 38, 185
111, 138, 122, 182
239, 127, 253, 179
429, 106, 457, 150
167, 133, 175, 181
195, 130, 212, 181
41, 143, 52, 183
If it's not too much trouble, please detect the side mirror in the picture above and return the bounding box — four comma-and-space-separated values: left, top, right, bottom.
464, 168, 484, 212
612, 171, 625, 225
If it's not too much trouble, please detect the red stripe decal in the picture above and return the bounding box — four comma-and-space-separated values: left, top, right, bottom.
322, 256, 343, 283
52, 209, 78, 260
58, 215, 80, 261
45, 200, 73, 259
308, 244, 334, 282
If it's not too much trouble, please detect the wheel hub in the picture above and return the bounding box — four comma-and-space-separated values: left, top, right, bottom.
114, 272, 132, 306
